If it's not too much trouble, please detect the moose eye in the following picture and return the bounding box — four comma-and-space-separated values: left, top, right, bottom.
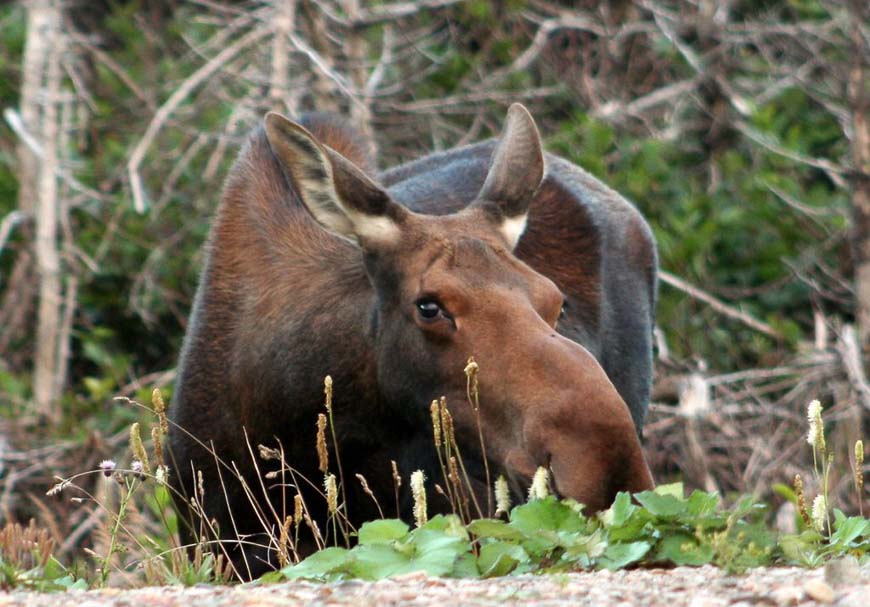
415, 299, 443, 320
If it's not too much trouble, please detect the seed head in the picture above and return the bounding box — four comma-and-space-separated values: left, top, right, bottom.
391, 460, 402, 490
528, 467, 550, 501
316, 413, 329, 473
806, 400, 826, 453
324, 375, 333, 414
793, 474, 811, 527
411, 470, 427, 527
293, 494, 303, 530
129, 423, 151, 475
495, 475, 511, 515
811, 494, 827, 532
430, 400, 442, 448
324, 473, 338, 515
152, 388, 169, 436
856, 440, 864, 467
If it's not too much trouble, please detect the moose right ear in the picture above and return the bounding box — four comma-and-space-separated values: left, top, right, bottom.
264, 112, 406, 247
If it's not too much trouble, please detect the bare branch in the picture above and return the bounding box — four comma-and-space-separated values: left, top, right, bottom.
659, 270, 785, 340
127, 26, 269, 213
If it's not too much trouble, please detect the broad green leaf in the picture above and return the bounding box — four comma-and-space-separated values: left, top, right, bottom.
652, 482, 684, 498
467, 518, 524, 541
281, 547, 352, 580
477, 542, 529, 578
598, 541, 652, 570
357, 519, 409, 545
600, 492, 636, 527
634, 491, 688, 518
656, 534, 714, 566
687, 491, 719, 516
830, 512, 870, 547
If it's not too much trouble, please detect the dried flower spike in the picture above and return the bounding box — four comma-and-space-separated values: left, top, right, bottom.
793, 474, 811, 527
324, 474, 338, 515
293, 494, 303, 530
152, 388, 169, 436
495, 475, 511, 516
528, 467, 550, 501
811, 494, 827, 532
316, 413, 329, 473
430, 400, 442, 448
129, 423, 151, 475
806, 400, 826, 454
411, 470, 427, 527
324, 375, 333, 414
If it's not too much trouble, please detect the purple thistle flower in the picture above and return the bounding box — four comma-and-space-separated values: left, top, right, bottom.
99, 460, 116, 478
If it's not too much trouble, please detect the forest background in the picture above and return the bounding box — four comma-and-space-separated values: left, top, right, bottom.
0, 0, 867, 580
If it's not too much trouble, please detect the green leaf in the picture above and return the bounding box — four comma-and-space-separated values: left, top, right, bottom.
830, 512, 870, 547
467, 518, 524, 541
357, 519, 409, 545
653, 482, 685, 498
656, 534, 714, 566
634, 491, 688, 518
477, 542, 529, 578
598, 541, 652, 570
600, 492, 636, 527
686, 491, 719, 516
281, 547, 353, 580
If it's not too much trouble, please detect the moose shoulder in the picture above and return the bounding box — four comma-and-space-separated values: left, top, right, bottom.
168, 104, 657, 578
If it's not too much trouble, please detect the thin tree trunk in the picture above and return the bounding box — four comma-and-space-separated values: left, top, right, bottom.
846, 0, 870, 355
31, 0, 64, 422
343, 0, 376, 160
0, 0, 56, 361
269, 0, 296, 115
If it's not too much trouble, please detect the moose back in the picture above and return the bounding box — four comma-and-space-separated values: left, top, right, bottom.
168, 104, 657, 577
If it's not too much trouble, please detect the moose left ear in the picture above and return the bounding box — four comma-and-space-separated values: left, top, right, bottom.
264, 111, 406, 248
475, 103, 545, 249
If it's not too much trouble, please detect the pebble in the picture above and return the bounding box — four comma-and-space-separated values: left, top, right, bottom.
803, 578, 836, 604
824, 556, 861, 588
770, 586, 803, 606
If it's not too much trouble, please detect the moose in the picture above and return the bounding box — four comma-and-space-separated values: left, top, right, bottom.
168, 104, 657, 578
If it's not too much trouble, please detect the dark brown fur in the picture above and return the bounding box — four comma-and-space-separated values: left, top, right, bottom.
169, 107, 656, 579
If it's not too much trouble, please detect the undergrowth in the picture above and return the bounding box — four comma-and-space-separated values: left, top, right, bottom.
4, 380, 867, 590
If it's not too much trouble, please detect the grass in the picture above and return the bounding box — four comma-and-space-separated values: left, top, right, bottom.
1, 375, 868, 590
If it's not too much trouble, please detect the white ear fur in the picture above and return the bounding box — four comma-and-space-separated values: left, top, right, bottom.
499, 213, 528, 249
264, 112, 401, 247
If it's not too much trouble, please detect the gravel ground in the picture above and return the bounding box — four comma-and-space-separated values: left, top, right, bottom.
1, 565, 868, 607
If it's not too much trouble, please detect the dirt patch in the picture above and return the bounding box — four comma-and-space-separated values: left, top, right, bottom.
1, 565, 868, 607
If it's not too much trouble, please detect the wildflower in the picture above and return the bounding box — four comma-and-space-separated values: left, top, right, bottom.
430, 400, 442, 448
495, 475, 511, 515
294, 494, 303, 531
856, 440, 865, 515
811, 494, 827, 532
129, 423, 151, 475
528, 466, 550, 501
99, 460, 116, 478
411, 470, 427, 527
806, 400, 826, 453
793, 474, 811, 527
152, 388, 169, 436
324, 473, 338, 515
130, 459, 146, 481
151, 424, 164, 468
324, 375, 333, 414
316, 413, 329, 473
155, 465, 169, 485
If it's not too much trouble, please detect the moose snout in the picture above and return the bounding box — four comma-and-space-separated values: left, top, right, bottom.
504, 333, 654, 512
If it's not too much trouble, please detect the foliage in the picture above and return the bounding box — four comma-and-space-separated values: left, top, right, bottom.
274, 483, 869, 583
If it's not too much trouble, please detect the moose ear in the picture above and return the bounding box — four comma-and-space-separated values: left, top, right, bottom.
475, 104, 545, 248
264, 112, 405, 247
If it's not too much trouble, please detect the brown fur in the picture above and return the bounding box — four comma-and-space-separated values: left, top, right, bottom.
169, 107, 656, 579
